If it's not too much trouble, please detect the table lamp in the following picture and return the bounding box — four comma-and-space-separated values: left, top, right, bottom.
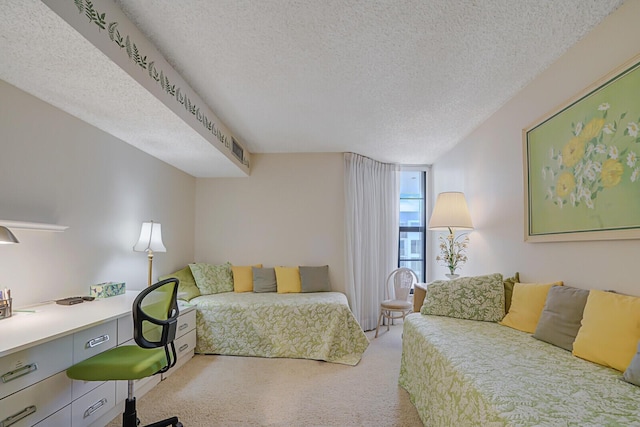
133, 221, 166, 286
428, 192, 473, 277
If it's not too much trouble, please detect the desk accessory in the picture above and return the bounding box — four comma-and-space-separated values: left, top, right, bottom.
55, 296, 96, 305
0, 297, 12, 319
90, 281, 126, 298
0, 288, 12, 319
56, 297, 85, 305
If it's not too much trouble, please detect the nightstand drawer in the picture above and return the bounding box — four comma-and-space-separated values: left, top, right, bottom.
162, 330, 196, 380
176, 309, 196, 339
72, 320, 117, 363
175, 330, 196, 360
0, 335, 72, 400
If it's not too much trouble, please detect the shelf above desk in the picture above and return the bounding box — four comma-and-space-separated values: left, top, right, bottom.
0, 220, 68, 232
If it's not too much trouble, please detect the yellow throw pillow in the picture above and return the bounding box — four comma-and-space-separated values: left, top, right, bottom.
499, 282, 563, 333
275, 266, 301, 293
573, 290, 640, 372
232, 264, 262, 293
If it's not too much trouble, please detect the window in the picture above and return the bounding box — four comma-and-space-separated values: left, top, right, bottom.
399, 170, 427, 282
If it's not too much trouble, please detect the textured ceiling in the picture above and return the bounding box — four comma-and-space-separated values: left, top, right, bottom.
0, 0, 625, 176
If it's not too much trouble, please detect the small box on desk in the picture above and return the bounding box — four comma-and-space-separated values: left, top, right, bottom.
89, 282, 126, 298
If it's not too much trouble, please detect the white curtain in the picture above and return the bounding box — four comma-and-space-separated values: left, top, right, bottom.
344, 153, 399, 331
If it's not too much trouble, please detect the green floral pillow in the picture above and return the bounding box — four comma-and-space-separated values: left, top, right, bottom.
189, 262, 233, 294
421, 273, 505, 322
159, 266, 201, 301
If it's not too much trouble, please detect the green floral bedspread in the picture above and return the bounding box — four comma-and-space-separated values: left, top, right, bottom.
399, 313, 640, 427
191, 292, 369, 366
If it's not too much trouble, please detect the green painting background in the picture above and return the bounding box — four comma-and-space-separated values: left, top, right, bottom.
527, 62, 640, 235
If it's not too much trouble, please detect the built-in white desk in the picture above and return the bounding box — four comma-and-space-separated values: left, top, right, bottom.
0, 291, 196, 427
0, 292, 140, 359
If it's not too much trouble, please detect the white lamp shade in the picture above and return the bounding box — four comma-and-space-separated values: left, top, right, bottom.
133, 221, 166, 252
0, 226, 19, 244
428, 192, 474, 230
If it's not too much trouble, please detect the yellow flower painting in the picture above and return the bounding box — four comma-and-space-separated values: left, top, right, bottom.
525, 59, 640, 239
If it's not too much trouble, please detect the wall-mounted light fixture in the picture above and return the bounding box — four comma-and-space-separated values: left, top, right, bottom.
0, 226, 19, 244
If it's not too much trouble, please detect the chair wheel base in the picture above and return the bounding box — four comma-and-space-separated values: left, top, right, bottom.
143, 416, 181, 427
123, 396, 181, 427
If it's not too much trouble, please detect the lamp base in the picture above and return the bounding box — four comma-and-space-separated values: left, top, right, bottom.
147, 251, 154, 287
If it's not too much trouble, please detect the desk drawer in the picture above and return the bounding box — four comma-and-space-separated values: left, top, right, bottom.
34, 405, 71, 427
73, 320, 117, 363
72, 378, 105, 401
117, 314, 134, 345
176, 310, 196, 339
0, 335, 72, 400
0, 371, 72, 427
71, 380, 115, 427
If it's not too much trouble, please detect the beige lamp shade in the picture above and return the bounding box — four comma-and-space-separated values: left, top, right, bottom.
0, 226, 19, 244
133, 221, 166, 253
134, 221, 166, 287
428, 192, 474, 230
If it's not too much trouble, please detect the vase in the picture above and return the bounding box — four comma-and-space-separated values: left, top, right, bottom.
445, 274, 459, 280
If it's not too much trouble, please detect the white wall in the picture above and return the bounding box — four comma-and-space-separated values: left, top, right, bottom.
0, 80, 196, 307
430, 0, 640, 296
195, 153, 346, 293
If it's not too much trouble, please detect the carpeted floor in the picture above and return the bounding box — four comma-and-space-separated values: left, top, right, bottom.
107, 323, 423, 427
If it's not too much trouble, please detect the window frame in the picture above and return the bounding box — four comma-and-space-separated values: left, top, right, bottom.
398, 169, 428, 283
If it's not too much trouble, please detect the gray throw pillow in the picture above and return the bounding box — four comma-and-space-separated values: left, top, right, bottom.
252, 267, 277, 293
623, 341, 640, 387
533, 285, 589, 351
420, 273, 505, 322
299, 265, 331, 292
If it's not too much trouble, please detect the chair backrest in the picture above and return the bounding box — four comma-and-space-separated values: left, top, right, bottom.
133, 278, 180, 373
386, 268, 418, 301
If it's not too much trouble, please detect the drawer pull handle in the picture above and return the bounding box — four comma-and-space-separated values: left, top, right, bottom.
1, 363, 38, 383
84, 398, 107, 419
87, 334, 110, 348
1, 405, 36, 427
178, 343, 189, 352
178, 323, 189, 331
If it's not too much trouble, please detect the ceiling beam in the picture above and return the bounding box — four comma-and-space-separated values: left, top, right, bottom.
42, 0, 251, 176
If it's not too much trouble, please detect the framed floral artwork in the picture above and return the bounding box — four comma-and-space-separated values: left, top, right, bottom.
523, 54, 640, 242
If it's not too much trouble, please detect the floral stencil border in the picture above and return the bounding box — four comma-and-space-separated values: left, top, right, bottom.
71, 0, 250, 169
523, 54, 640, 242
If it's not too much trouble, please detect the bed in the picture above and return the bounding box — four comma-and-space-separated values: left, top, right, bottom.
399, 313, 640, 426
190, 291, 369, 366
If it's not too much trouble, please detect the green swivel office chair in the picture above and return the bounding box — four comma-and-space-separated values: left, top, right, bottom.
67, 278, 182, 427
